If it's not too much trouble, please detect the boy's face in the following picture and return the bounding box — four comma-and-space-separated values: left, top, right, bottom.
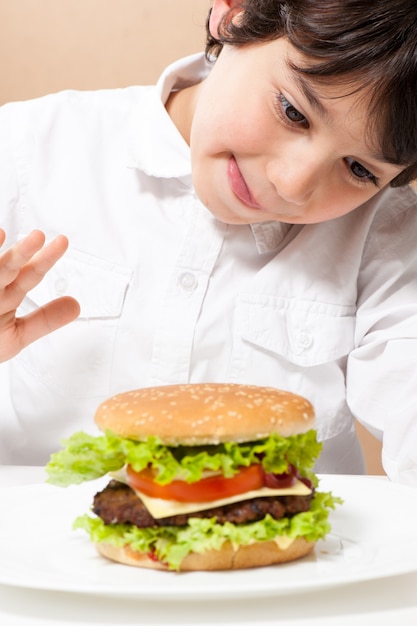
179, 37, 403, 225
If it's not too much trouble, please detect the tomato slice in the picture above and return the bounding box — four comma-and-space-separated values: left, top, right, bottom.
126, 464, 264, 503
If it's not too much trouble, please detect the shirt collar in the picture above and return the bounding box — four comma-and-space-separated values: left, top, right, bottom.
128, 52, 293, 254
127, 53, 209, 180
250, 222, 295, 254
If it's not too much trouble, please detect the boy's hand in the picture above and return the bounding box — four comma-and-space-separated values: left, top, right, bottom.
0, 229, 80, 362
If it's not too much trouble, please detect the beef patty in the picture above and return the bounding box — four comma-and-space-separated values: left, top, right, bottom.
93, 480, 314, 528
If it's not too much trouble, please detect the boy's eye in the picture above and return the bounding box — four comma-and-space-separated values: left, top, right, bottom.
349, 160, 372, 179
278, 94, 309, 128
345, 157, 378, 185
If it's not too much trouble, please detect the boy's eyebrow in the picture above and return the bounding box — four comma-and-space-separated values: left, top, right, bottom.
291, 70, 395, 166
291, 72, 331, 123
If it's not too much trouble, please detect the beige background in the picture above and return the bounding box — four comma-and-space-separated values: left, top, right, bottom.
0, 0, 384, 474
0, 0, 210, 104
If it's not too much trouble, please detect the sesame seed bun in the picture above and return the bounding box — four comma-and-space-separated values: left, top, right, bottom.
95, 536, 315, 571
94, 383, 314, 445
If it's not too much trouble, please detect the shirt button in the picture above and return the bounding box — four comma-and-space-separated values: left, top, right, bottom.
296, 331, 313, 350
178, 271, 198, 292
54, 277, 68, 295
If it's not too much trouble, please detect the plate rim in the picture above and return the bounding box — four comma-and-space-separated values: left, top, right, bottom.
0, 475, 416, 599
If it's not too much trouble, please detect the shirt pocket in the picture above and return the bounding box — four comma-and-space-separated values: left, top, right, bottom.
236, 295, 356, 367
16, 248, 133, 398
21, 247, 132, 319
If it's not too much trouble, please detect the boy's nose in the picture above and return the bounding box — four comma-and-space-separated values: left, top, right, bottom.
267, 147, 326, 205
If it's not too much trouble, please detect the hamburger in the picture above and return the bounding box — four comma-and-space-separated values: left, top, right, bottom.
46, 383, 341, 571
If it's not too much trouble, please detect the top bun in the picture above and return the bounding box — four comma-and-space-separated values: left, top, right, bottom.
94, 383, 315, 445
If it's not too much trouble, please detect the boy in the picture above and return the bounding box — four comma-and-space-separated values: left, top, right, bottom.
0, 0, 416, 485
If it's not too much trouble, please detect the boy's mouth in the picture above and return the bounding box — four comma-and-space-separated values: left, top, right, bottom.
227, 157, 262, 210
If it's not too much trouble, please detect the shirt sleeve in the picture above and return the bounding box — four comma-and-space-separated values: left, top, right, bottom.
346, 187, 417, 486
0, 105, 21, 443
0, 101, 21, 237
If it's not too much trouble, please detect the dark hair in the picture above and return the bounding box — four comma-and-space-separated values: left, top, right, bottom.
205, 0, 417, 187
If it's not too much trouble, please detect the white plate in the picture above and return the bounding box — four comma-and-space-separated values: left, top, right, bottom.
0, 474, 416, 599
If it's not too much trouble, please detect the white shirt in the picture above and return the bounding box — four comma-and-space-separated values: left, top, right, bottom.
1, 54, 417, 485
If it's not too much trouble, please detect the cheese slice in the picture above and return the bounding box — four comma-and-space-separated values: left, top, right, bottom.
110, 468, 312, 519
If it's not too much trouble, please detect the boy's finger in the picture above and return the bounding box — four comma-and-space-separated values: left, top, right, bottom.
0, 233, 69, 297
8, 297, 80, 358
0, 230, 47, 284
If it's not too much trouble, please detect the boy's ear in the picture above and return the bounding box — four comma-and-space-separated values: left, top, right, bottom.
209, 0, 241, 38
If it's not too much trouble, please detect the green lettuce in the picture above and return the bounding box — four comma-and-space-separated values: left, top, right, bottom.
73, 491, 341, 570
46, 429, 323, 487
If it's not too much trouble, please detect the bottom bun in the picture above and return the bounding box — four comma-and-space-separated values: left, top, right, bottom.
95, 538, 315, 571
